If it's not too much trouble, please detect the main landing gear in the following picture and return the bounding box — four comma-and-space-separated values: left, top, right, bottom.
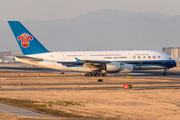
163, 69, 168, 75
85, 73, 107, 77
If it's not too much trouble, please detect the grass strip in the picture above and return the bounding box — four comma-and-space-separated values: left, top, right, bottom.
48, 101, 82, 106
0, 97, 93, 119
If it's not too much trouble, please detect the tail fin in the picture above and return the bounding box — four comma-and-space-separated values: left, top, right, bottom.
8, 21, 49, 55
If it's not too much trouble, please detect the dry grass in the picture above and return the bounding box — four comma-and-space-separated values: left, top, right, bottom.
1, 89, 180, 120
0, 70, 180, 119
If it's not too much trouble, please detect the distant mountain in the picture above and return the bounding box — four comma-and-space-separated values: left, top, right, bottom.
1, 9, 180, 53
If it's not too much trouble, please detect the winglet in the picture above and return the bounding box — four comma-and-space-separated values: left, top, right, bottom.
75, 57, 81, 63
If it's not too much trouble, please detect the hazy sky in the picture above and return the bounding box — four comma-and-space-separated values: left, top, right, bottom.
1, 0, 180, 22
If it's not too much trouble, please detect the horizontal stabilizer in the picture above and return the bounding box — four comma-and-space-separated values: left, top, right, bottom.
15, 56, 43, 62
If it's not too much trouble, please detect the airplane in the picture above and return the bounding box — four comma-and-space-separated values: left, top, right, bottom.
8, 21, 176, 77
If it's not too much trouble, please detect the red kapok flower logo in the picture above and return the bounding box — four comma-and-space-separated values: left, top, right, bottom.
17, 33, 33, 48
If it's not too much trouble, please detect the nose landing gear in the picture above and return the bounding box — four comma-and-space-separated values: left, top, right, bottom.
163, 69, 168, 75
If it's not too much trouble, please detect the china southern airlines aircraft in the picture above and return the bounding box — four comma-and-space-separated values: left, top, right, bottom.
8, 21, 176, 77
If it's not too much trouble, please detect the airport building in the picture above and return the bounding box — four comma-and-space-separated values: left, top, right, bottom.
0, 51, 22, 62
12, 53, 23, 56
0, 51, 12, 59
161, 47, 180, 58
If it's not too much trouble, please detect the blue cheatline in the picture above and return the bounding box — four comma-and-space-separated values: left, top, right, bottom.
8, 21, 49, 55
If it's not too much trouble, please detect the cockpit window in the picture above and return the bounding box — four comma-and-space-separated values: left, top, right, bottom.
169, 58, 172, 60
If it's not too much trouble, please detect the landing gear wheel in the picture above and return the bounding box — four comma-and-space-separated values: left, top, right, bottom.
163, 69, 168, 76
92, 73, 96, 77
163, 72, 168, 75
102, 73, 107, 77
96, 73, 100, 77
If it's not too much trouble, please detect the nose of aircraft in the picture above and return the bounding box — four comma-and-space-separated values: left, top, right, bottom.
172, 60, 177, 67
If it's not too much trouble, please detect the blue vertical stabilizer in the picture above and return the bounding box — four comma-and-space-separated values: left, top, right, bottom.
8, 21, 49, 55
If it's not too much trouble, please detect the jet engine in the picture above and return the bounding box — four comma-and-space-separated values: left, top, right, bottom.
119, 63, 134, 73
105, 62, 134, 73
105, 62, 121, 73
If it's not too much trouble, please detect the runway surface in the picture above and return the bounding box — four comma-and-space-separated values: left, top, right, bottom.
1, 81, 180, 91
1, 86, 180, 91
0, 67, 180, 90
1, 81, 180, 86
0, 67, 59, 72
1, 66, 180, 78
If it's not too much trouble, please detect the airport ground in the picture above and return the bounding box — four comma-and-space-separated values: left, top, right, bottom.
0, 65, 180, 119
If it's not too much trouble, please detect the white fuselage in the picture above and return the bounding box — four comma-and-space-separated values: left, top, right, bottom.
14, 50, 176, 73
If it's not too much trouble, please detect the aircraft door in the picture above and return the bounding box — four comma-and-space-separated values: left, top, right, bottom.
128, 52, 132, 59
83, 53, 87, 58
62, 53, 66, 59
52, 61, 56, 66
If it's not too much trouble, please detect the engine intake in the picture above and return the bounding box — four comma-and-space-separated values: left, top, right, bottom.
105, 62, 121, 73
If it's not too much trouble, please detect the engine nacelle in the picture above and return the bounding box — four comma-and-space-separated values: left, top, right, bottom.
119, 63, 134, 73
105, 62, 121, 73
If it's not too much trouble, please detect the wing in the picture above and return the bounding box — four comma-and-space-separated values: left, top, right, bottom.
57, 57, 111, 71
75, 58, 112, 71
82, 60, 109, 71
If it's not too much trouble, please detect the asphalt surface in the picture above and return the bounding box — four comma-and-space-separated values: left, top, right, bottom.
0, 86, 180, 91
1, 66, 180, 78
0, 67, 59, 72
1, 81, 180, 86
1, 81, 180, 91
1, 67, 180, 91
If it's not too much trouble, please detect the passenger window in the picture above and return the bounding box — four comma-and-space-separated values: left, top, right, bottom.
138, 56, 141, 59
143, 56, 146, 59
153, 56, 156, 59
148, 56, 151, 59
133, 56, 136, 59
158, 56, 160, 59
